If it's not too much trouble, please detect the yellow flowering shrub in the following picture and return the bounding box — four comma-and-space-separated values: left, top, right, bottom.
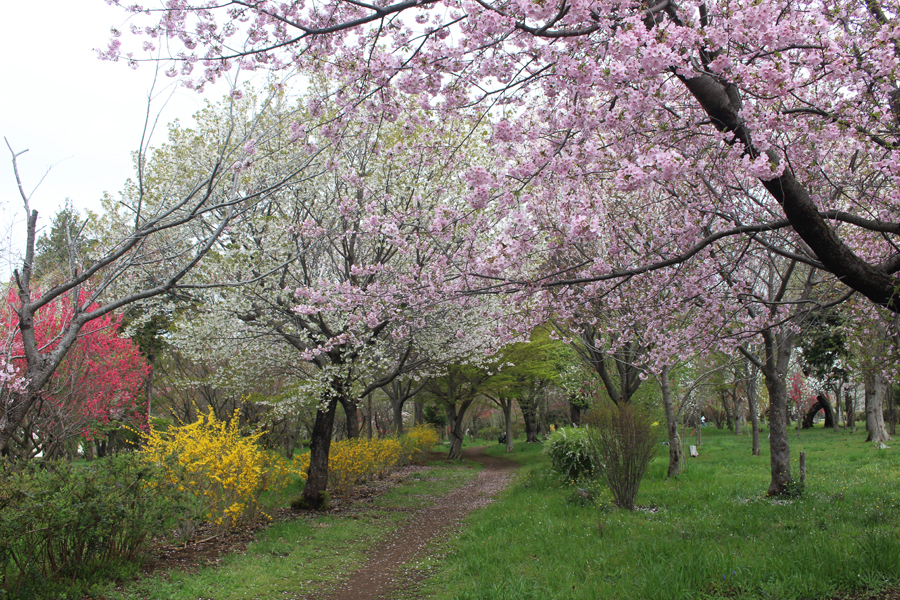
294, 427, 438, 497
141, 410, 300, 534
402, 425, 439, 463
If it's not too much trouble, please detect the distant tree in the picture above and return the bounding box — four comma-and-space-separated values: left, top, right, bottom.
798, 307, 848, 431
32, 200, 95, 285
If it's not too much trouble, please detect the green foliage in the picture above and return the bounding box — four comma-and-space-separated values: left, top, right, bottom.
797, 307, 849, 382
544, 427, 596, 481
31, 200, 95, 284
0, 455, 187, 599
478, 426, 501, 441
423, 403, 448, 427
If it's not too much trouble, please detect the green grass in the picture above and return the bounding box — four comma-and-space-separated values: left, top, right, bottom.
99, 428, 900, 600
412, 427, 900, 600
100, 461, 480, 600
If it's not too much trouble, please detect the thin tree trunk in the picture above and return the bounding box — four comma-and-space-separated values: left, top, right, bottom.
521, 398, 539, 442
504, 401, 514, 453
846, 391, 855, 429
748, 370, 761, 456
367, 394, 374, 440
660, 366, 683, 479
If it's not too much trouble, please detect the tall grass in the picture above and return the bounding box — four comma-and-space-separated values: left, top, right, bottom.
418, 428, 900, 600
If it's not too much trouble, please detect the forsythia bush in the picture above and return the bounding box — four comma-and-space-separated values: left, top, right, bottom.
295, 425, 438, 497
402, 424, 439, 462
141, 411, 300, 534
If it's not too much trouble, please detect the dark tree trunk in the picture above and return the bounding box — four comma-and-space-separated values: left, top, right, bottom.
846, 391, 856, 429
570, 401, 583, 426
802, 395, 835, 429
503, 401, 514, 453
660, 367, 683, 479
392, 400, 404, 436
764, 373, 791, 495
747, 367, 761, 456
414, 401, 424, 426
302, 398, 338, 509
445, 401, 474, 460
521, 400, 539, 442
339, 396, 360, 439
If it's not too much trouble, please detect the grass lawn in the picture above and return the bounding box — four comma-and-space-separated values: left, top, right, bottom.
100, 459, 481, 600
100, 427, 899, 600
414, 427, 900, 600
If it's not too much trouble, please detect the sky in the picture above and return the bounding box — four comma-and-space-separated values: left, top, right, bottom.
0, 1, 233, 267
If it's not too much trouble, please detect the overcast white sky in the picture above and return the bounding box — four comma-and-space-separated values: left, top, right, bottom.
0, 1, 234, 265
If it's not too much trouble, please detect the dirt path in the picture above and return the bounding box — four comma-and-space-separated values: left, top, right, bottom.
321, 446, 518, 600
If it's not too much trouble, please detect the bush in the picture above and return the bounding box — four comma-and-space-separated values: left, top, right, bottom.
544, 427, 596, 481
401, 425, 439, 463
141, 410, 301, 536
584, 403, 659, 510
0, 455, 184, 599
295, 428, 439, 498
479, 426, 501, 441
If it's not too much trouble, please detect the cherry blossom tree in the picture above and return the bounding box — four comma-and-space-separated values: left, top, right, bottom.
106, 0, 900, 311
103, 0, 900, 499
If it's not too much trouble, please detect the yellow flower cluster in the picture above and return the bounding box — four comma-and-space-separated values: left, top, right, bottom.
401, 424, 439, 463
295, 425, 439, 497
141, 410, 300, 534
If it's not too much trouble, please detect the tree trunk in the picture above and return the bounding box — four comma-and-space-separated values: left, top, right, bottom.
660, 367, 683, 479
302, 398, 338, 509
832, 383, 842, 432
890, 385, 896, 436
392, 398, 405, 436
723, 391, 734, 432
445, 401, 474, 460
504, 401, 514, 453
845, 391, 855, 429
570, 401, 583, 426
747, 367, 761, 456
521, 399, 539, 442
339, 396, 360, 439
865, 371, 893, 443
764, 373, 791, 496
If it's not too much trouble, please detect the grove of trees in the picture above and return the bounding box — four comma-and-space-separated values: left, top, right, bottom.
3, 0, 900, 520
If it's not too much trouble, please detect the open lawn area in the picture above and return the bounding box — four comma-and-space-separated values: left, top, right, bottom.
102, 427, 900, 600
412, 428, 900, 600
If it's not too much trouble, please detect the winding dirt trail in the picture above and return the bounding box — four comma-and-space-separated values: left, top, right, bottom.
321, 446, 518, 600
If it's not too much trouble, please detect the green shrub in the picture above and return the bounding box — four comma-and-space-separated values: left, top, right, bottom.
0, 455, 187, 599
544, 427, 595, 481
584, 403, 659, 510
479, 426, 501, 441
